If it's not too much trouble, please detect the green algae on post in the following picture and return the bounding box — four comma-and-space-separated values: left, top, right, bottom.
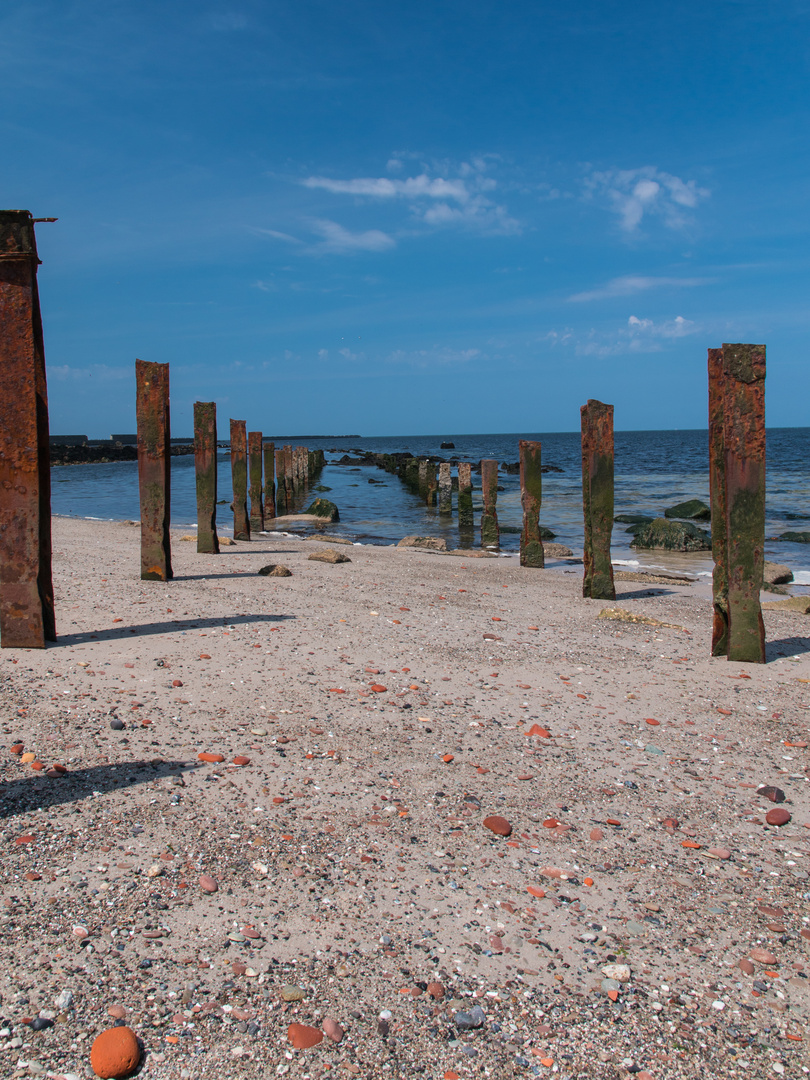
480, 459, 500, 549
230, 419, 250, 541
519, 439, 544, 568
248, 430, 264, 533
581, 399, 615, 600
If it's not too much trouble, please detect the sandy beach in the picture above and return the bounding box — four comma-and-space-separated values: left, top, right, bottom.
1, 515, 809, 1080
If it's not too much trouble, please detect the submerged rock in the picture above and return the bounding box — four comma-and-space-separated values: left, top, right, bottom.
615, 514, 654, 525
664, 499, 711, 521
778, 531, 810, 543
305, 498, 340, 521
631, 517, 711, 551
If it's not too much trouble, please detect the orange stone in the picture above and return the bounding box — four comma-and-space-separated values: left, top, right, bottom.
232, 756, 250, 766
287, 1022, 323, 1049
483, 815, 512, 837
526, 724, 551, 738
90, 1025, 141, 1078
198, 752, 225, 763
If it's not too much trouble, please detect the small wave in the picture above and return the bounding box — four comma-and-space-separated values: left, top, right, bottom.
792, 570, 810, 585
612, 559, 640, 567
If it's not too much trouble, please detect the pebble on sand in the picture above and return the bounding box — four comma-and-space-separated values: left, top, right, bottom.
287, 1022, 323, 1049
483, 815, 512, 837
198, 752, 225, 763
90, 1025, 141, 1079
199, 874, 219, 893
322, 1017, 345, 1042
765, 807, 791, 826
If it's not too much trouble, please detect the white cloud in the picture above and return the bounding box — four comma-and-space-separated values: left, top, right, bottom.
568, 274, 712, 302
307, 219, 395, 254
252, 227, 302, 245
385, 346, 482, 368
627, 314, 696, 339
543, 314, 699, 358
584, 166, 710, 233
301, 158, 519, 235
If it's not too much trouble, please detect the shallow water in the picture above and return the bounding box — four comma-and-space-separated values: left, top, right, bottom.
50, 427, 810, 582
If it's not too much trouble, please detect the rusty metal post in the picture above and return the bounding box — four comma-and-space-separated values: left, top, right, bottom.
136, 360, 172, 581
249, 430, 264, 533
580, 400, 615, 600
711, 344, 766, 663
425, 461, 438, 506
263, 441, 276, 520
438, 462, 452, 514
480, 459, 499, 548
457, 462, 473, 529
282, 444, 294, 512
519, 439, 544, 568
708, 349, 727, 655
194, 401, 219, 555
230, 419, 250, 540
0, 210, 56, 646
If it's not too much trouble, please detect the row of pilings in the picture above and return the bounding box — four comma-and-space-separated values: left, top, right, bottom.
0, 210, 767, 662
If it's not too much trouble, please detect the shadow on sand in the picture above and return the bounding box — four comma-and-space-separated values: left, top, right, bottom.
53, 613, 295, 647
1, 759, 200, 819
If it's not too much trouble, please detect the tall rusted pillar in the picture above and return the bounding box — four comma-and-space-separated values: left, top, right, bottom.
230, 419, 250, 541
709, 344, 766, 663
418, 460, 428, 501
519, 440, 544, 568
249, 430, 264, 533
425, 462, 438, 506
282, 444, 294, 511
457, 462, 473, 529
581, 400, 615, 600
0, 210, 55, 646
438, 462, 452, 514
194, 401, 219, 555
480, 459, 499, 548
263, 441, 276, 520
136, 360, 173, 581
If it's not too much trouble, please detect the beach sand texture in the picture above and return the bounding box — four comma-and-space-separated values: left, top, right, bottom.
1, 516, 809, 1078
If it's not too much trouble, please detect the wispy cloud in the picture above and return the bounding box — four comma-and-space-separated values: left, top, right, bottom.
307, 218, 395, 254
544, 314, 699, 358
385, 346, 483, 367
584, 166, 710, 233
49, 364, 130, 382
301, 157, 520, 235
569, 274, 712, 302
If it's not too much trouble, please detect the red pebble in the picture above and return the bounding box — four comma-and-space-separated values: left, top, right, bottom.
90, 1025, 141, 1078
483, 815, 512, 837
287, 1022, 323, 1049
765, 808, 791, 826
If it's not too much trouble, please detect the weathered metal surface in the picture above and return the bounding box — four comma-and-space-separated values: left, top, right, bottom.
425, 462, 438, 506
230, 419, 250, 540
263, 441, 276, 519
580, 400, 615, 600
519, 439, 544, 568
248, 430, 264, 533
723, 344, 766, 663
480, 459, 500, 548
457, 462, 473, 529
708, 348, 727, 655
0, 210, 56, 646
193, 401, 219, 554
418, 459, 428, 501
136, 359, 172, 581
282, 445, 294, 512
438, 462, 452, 514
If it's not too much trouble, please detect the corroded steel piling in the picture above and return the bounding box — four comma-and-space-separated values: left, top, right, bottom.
580, 400, 615, 600
425, 462, 438, 506
230, 419, 250, 540
480, 459, 499, 548
457, 462, 473, 529
519, 439, 544, 568
263, 441, 276, 520
282, 445, 294, 510
249, 430, 264, 533
418, 460, 428, 501
438, 462, 452, 514
709, 344, 766, 663
136, 360, 172, 580
194, 401, 219, 555
708, 349, 727, 655
0, 210, 56, 646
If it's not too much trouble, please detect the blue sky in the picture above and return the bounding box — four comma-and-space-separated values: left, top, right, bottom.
4, 0, 809, 436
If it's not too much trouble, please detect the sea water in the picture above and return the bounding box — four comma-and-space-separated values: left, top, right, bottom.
50, 428, 810, 584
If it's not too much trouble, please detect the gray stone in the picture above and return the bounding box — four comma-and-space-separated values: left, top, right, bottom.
664, 499, 711, 521
631, 518, 711, 552
305, 498, 340, 522
397, 536, 447, 551
763, 561, 794, 585
308, 548, 351, 564
257, 564, 292, 577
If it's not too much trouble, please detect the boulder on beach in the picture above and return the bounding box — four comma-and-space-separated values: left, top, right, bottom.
542, 542, 574, 558
305, 498, 339, 522
397, 536, 447, 551
778, 531, 810, 543
631, 517, 711, 552
308, 548, 351, 564
258, 564, 292, 577
763, 561, 794, 586
664, 499, 711, 521
762, 596, 810, 614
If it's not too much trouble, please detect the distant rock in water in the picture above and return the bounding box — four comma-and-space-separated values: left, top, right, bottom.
305, 498, 340, 522
499, 461, 563, 474
440, 441, 455, 449
664, 499, 711, 521
778, 531, 810, 543
631, 517, 711, 552
615, 514, 654, 525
